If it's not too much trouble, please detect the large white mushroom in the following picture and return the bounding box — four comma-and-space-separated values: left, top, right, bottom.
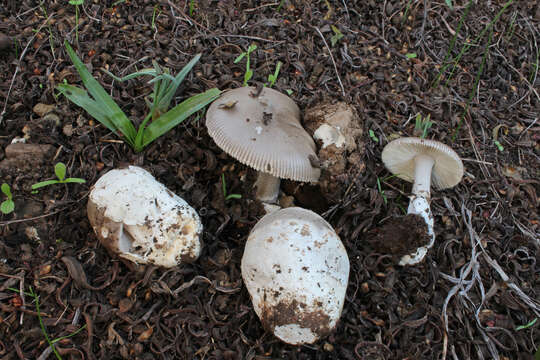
87, 166, 202, 267
241, 207, 350, 345
205, 87, 320, 205
381, 137, 463, 265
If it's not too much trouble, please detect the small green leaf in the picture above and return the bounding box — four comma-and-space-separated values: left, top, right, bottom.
63, 178, 86, 184
445, 0, 453, 9
225, 194, 242, 201
234, 53, 246, 63
247, 44, 257, 53
1, 183, 12, 198
369, 129, 379, 142
31, 180, 60, 190
406, 53, 417, 59
286, 89, 293, 95
330, 25, 344, 47
55, 162, 67, 181
69, 0, 84, 5
1, 200, 15, 214
494, 140, 504, 152
516, 318, 537, 331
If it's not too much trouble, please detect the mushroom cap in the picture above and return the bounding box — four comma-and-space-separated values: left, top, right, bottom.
87, 166, 202, 267
241, 207, 350, 345
206, 87, 320, 182
381, 137, 463, 189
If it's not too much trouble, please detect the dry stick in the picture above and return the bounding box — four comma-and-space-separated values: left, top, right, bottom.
0, 14, 54, 126
313, 26, 346, 97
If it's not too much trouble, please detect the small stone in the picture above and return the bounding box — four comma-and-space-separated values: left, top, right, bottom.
323, 342, 334, 352
33, 103, 56, 117
63, 124, 74, 137
43, 113, 61, 126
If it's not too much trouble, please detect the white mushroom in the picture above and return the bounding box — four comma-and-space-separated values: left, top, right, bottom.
87, 166, 202, 267
205, 87, 320, 205
381, 137, 463, 265
241, 207, 350, 345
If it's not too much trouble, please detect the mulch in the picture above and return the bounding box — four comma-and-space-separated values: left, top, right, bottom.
0, 1, 539, 359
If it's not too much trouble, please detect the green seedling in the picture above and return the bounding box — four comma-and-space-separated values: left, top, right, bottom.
68, 0, 84, 43
57, 41, 220, 152
286, 89, 293, 95
406, 53, 417, 59
433, 0, 513, 88
277, 0, 285, 12
1, 183, 15, 214
8, 287, 86, 360
516, 318, 537, 331
330, 25, 344, 47
189, 0, 195, 16
266, 61, 282, 88
402, 0, 413, 23
151, 4, 161, 31
31, 162, 86, 191
414, 113, 433, 139
234, 44, 258, 86
368, 129, 379, 143
221, 174, 242, 202
494, 140, 504, 152
40, 4, 55, 59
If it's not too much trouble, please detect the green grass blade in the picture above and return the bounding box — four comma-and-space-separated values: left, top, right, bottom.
57, 84, 133, 145
158, 54, 202, 111
101, 67, 157, 82
63, 41, 137, 142
142, 88, 221, 147
32, 180, 59, 190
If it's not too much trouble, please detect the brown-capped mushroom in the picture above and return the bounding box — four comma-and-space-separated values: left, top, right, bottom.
205, 87, 320, 204
381, 137, 463, 265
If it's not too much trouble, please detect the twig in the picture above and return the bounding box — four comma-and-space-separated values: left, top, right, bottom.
0, 14, 54, 125
313, 26, 346, 97
215, 34, 285, 44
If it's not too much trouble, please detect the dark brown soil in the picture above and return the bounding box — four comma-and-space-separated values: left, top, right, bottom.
1, 1, 539, 359
368, 214, 430, 261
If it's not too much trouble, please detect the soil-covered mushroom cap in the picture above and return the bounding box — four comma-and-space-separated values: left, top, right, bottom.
381, 137, 463, 189
87, 166, 202, 267
241, 207, 350, 345
206, 87, 320, 182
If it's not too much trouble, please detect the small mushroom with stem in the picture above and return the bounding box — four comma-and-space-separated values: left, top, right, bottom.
205, 87, 320, 208
381, 137, 463, 265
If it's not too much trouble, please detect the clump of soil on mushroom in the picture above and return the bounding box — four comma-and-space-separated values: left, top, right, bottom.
303, 102, 365, 202
369, 214, 431, 261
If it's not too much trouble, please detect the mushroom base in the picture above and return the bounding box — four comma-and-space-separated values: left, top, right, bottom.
399, 195, 435, 266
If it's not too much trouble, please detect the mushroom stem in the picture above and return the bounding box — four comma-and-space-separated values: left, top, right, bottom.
254, 172, 280, 203
411, 154, 434, 198
400, 154, 436, 266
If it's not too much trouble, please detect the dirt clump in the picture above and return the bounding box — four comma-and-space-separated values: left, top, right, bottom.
303, 102, 365, 202
368, 214, 430, 262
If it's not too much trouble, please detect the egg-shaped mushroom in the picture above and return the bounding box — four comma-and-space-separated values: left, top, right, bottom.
87, 166, 202, 267
241, 207, 349, 345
